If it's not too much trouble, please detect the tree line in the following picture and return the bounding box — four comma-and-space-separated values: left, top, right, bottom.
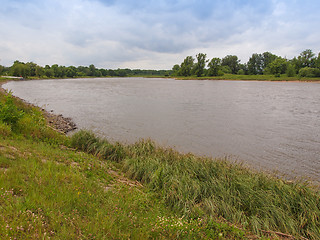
1, 49, 320, 79
0, 61, 171, 79
172, 49, 320, 78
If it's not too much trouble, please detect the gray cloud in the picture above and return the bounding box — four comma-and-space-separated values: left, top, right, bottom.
0, 0, 319, 69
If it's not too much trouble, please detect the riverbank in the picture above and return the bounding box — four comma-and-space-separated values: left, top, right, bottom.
0, 79, 77, 134
1, 79, 320, 239
174, 74, 320, 82
0, 80, 247, 239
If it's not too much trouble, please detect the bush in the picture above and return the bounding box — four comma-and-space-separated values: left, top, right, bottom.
0, 92, 24, 129
286, 64, 296, 77
299, 67, 320, 78
237, 69, 245, 75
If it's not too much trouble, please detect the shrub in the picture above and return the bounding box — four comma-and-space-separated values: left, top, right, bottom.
299, 67, 320, 78
286, 64, 296, 77
0, 92, 24, 129
237, 69, 245, 75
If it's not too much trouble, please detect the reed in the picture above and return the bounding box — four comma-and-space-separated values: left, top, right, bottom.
71, 130, 320, 239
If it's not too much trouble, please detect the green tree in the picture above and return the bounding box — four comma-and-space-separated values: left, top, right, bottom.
10, 61, 30, 78
286, 63, 296, 77
66, 66, 77, 78
261, 52, 278, 70
207, 58, 222, 76
44, 65, 54, 78
221, 65, 232, 74
26, 62, 38, 77
267, 58, 287, 77
315, 52, 320, 69
247, 53, 263, 75
221, 55, 240, 74
0, 65, 4, 75
298, 49, 315, 68
179, 56, 194, 76
193, 53, 207, 77
89, 64, 96, 76
171, 64, 180, 76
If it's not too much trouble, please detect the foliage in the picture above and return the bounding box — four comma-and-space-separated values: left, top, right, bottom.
298, 49, 315, 68
221, 55, 240, 74
172, 49, 320, 79
286, 63, 296, 77
237, 69, 245, 75
178, 56, 195, 77
4, 61, 172, 79
193, 53, 208, 77
0, 92, 24, 129
299, 67, 320, 78
171, 64, 180, 76
247, 53, 263, 75
267, 58, 287, 77
247, 52, 278, 75
207, 58, 222, 76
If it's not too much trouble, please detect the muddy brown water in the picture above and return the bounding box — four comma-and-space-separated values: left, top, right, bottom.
4, 78, 320, 182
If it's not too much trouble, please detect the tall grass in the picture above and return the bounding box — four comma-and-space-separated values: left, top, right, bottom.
71, 130, 320, 239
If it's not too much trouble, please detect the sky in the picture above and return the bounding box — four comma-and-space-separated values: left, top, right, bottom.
0, 0, 319, 69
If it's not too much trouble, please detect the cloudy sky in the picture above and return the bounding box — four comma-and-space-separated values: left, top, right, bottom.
0, 0, 319, 69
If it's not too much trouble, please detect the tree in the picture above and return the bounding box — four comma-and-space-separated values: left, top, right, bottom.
207, 58, 222, 76
26, 62, 38, 77
286, 63, 296, 77
35, 65, 44, 77
89, 64, 96, 76
171, 64, 180, 76
10, 61, 30, 78
66, 66, 77, 78
298, 49, 315, 68
267, 58, 287, 77
221, 55, 240, 74
314, 52, 320, 69
238, 63, 248, 75
247, 53, 263, 75
193, 53, 207, 77
0, 65, 4, 75
179, 56, 194, 76
261, 52, 278, 70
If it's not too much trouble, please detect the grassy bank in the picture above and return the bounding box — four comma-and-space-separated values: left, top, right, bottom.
70, 131, 320, 239
174, 74, 320, 82
1, 82, 320, 239
0, 83, 245, 239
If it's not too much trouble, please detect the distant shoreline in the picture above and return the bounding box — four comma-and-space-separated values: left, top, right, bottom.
173, 74, 320, 82
2, 74, 320, 82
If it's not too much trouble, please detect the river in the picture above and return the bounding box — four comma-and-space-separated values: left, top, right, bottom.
4, 78, 320, 182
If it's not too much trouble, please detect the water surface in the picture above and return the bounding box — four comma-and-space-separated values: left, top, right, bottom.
4, 78, 320, 182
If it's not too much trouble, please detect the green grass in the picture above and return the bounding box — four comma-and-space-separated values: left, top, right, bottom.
70, 131, 320, 239
0, 88, 246, 239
